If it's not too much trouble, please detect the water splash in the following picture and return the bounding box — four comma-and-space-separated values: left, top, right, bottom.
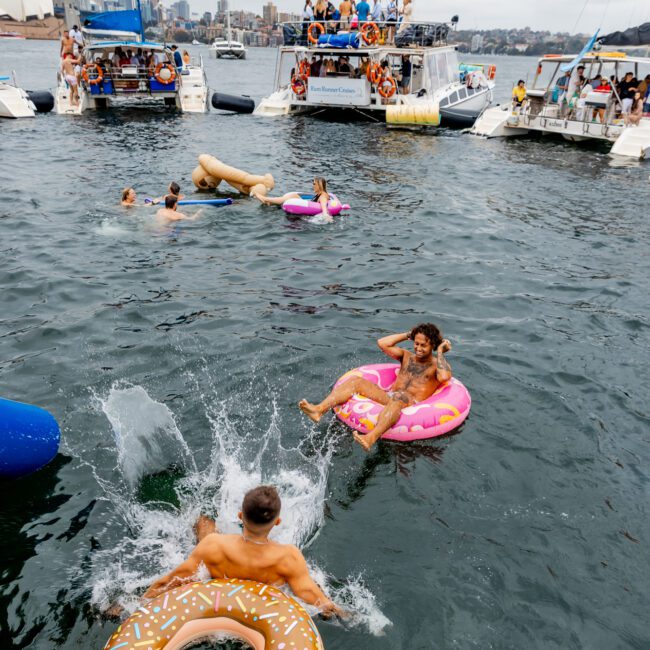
89, 383, 390, 635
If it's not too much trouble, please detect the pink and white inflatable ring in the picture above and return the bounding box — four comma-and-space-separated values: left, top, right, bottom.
282, 194, 350, 217
333, 363, 471, 442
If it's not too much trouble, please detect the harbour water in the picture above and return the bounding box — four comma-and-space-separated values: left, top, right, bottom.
1, 41, 649, 648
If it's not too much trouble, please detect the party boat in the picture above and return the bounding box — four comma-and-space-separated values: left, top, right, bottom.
255, 20, 495, 128
470, 29, 650, 159
55, 9, 208, 114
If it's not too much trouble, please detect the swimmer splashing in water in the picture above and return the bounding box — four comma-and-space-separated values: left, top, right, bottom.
143, 486, 344, 617
299, 323, 452, 451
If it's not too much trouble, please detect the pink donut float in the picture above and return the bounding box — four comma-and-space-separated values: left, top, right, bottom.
282, 194, 350, 217
333, 363, 471, 442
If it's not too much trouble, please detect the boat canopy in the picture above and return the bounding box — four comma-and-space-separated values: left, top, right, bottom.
82, 9, 142, 36
600, 22, 650, 47
84, 40, 167, 52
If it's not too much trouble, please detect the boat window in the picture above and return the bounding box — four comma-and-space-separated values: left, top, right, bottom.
439, 97, 449, 107
448, 91, 458, 104
458, 88, 466, 100
436, 53, 450, 86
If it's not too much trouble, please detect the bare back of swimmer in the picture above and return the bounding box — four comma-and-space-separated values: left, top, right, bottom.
144, 486, 344, 617
155, 194, 198, 225
299, 323, 452, 450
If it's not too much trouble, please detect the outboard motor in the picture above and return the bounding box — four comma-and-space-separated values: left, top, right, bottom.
27, 90, 54, 113
211, 92, 255, 114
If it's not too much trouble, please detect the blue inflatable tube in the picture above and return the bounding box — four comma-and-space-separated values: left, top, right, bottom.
0, 398, 60, 479
177, 198, 233, 206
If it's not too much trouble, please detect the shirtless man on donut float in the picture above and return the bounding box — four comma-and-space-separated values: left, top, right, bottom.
144, 486, 344, 617
299, 323, 452, 451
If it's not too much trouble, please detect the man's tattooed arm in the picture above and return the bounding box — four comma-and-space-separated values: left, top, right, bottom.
435, 341, 452, 381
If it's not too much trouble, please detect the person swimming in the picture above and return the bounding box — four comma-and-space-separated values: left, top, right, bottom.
143, 485, 344, 617
121, 187, 137, 206
299, 323, 453, 451
254, 178, 333, 222
155, 194, 199, 225
150, 181, 184, 205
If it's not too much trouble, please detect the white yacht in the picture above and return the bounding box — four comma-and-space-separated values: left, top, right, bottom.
210, 11, 247, 59
55, 30, 209, 114
255, 21, 494, 128
471, 42, 650, 159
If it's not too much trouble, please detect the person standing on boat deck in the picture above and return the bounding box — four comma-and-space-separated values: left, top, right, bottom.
400, 54, 411, 94
61, 54, 81, 106
339, 0, 352, 29
60, 30, 74, 58
397, 0, 412, 33
171, 44, 183, 70
385, 0, 398, 44
371, 0, 384, 25
618, 72, 638, 116
69, 25, 84, 55
299, 323, 453, 451
565, 65, 585, 114
356, 0, 370, 23
553, 69, 570, 104
314, 0, 327, 22
301, 0, 314, 46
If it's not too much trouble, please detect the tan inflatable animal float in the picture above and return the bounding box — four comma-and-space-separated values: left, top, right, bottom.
103, 578, 324, 650
193, 154, 274, 197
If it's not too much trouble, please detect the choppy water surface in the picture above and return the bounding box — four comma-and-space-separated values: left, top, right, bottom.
1, 41, 649, 649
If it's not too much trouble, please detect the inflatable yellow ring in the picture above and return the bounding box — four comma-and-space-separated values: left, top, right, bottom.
103, 578, 324, 650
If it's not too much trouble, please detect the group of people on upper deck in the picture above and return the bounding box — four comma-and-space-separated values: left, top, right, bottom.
512, 65, 650, 127
302, 0, 412, 44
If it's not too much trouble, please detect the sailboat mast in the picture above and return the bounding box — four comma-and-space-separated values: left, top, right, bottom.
226, 9, 231, 43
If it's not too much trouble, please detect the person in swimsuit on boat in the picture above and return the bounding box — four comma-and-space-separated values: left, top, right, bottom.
254, 177, 333, 221
121, 187, 137, 206
61, 53, 81, 106
143, 485, 344, 617
299, 323, 453, 451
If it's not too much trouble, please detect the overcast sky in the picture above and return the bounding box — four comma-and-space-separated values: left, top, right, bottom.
200, 0, 650, 34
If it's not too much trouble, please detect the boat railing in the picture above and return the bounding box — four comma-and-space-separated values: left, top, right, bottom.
79, 64, 179, 94
280, 20, 449, 48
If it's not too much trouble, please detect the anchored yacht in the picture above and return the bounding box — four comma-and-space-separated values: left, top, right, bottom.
210, 11, 247, 59
255, 20, 494, 128
0, 72, 53, 118
471, 32, 650, 159
55, 7, 209, 115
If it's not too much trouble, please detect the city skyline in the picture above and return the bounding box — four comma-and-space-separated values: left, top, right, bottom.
181, 0, 650, 34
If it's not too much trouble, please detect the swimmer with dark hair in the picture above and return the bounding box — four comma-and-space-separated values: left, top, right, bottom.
151, 181, 185, 205
300, 323, 453, 451
143, 485, 344, 617
121, 187, 137, 206
155, 194, 200, 225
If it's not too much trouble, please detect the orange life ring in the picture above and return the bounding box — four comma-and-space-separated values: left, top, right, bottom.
308, 22, 325, 44
82, 63, 103, 85
487, 64, 496, 80
361, 21, 380, 45
299, 59, 311, 77
366, 62, 381, 84
378, 76, 397, 98
291, 74, 307, 96
154, 62, 177, 85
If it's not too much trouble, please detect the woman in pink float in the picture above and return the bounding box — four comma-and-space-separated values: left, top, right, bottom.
299, 323, 460, 451
254, 177, 334, 221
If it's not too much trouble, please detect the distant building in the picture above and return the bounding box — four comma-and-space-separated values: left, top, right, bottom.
0, 0, 53, 20
203, 10, 211, 24
470, 33, 483, 53
171, 0, 189, 19
262, 1, 276, 26
217, 0, 228, 13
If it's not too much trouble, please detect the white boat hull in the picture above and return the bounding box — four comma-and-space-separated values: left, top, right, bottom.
0, 83, 35, 118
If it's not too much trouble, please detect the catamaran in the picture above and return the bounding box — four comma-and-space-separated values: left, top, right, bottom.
209, 11, 247, 59
255, 20, 495, 128
55, 9, 209, 114
471, 29, 650, 159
